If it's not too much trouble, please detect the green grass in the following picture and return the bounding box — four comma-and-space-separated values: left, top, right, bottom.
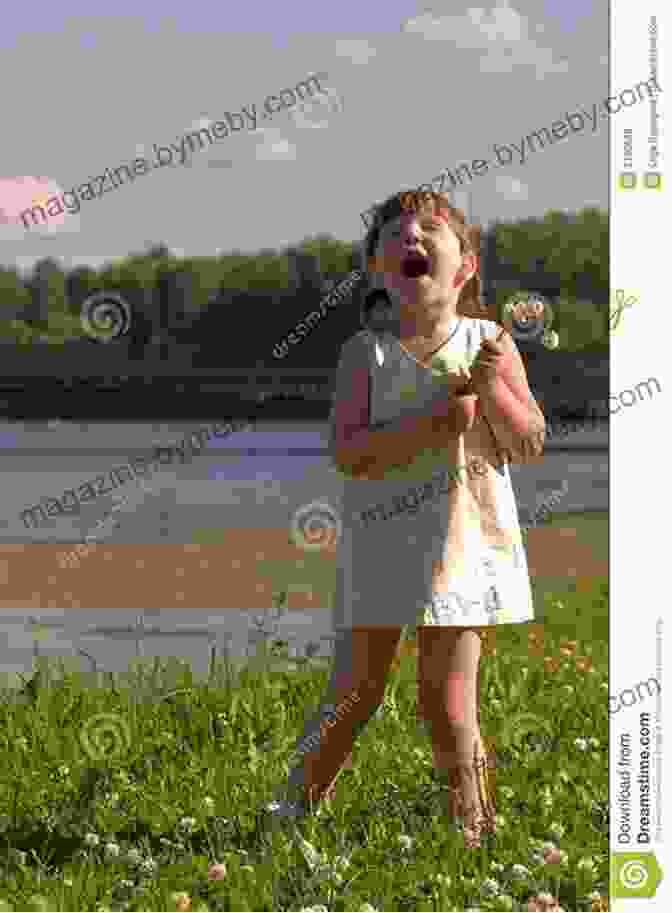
0, 578, 608, 912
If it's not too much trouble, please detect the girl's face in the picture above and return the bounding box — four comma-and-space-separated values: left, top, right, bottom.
370, 207, 476, 316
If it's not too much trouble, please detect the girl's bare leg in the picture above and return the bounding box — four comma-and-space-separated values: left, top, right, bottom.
417, 625, 495, 844
285, 626, 403, 805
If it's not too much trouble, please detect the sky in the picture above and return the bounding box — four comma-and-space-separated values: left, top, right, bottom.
1, 0, 608, 276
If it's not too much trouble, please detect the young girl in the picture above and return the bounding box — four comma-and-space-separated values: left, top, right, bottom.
265, 189, 545, 847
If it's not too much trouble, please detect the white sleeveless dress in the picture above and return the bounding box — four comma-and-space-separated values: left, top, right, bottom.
328, 317, 536, 629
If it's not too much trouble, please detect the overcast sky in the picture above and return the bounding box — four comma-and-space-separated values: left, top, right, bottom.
1, 0, 607, 277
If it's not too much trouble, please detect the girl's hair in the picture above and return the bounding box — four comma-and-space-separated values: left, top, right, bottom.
363, 190, 487, 317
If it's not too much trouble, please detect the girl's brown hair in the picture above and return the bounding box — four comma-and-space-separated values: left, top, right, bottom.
363, 189, 488, 318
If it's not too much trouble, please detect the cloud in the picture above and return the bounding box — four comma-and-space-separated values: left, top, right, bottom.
494, 175, 529, 200
252, 127, 297, 162
333, 38, 377, 66
289, 79, 345, 131
401, 0, 569, 79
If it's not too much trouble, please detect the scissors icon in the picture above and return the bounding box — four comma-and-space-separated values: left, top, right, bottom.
610, 289, 637, 331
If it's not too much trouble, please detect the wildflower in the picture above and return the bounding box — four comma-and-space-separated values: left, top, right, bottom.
104, 842, 121, 858
170, 891, 192, 911
575, 656, 593, 673
559, 639, 578, 656
511, 864, 531, 879
139, 857, 157, 876
574, 738, 588, 751
84, 832, 100, 848
398, 834, 414, 852
547, 822, 566, 840
125, 848, 142, 865
543, 656, 562, 674
588, 891, 609, 911
481, 877, 500, 896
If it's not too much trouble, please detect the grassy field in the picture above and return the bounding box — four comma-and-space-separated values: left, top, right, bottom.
0, 564, 609, 911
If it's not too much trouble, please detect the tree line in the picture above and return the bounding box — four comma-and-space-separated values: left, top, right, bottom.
0, 207, 608, 371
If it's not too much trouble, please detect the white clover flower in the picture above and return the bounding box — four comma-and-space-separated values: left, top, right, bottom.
84, 832, 100, 848
139, 857, 157, 876
104, 842, 121, 858
511, 864, 531, 879
574, 738, 588, 751
481, 877, 500, 896
125, 848, 142, 865
397, 834, 414, 851
548, 822, 566, 840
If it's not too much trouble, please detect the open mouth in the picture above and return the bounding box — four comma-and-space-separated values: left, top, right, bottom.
401, 253, 431, 279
